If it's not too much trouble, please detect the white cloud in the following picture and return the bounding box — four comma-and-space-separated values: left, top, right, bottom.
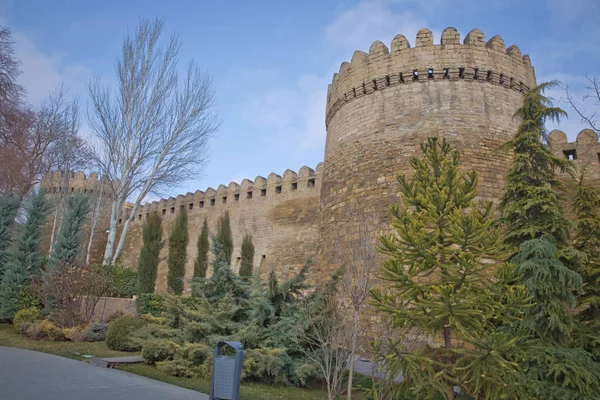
243, 0, 429, 151
12, 31, 90, 105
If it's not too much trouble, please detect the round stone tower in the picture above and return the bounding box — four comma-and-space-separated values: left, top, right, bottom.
318, 27, 536, 276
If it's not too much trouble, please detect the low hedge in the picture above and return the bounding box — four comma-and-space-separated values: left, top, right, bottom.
136, 293, 166, 317
105, 316, 146, 351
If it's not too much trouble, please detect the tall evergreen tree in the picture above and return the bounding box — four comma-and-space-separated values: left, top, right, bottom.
167, 207, 188, 294
0, 194, 20, 282
571, 173, 600, 346
193, 218, 209, 279
0, 190, 47, 320
137, 213, 162, 294
499, 81, 573, 249
239, 234, 254, 277
49, 193, 89, 268
371, 138, 529, 399
216, 211, 233, 265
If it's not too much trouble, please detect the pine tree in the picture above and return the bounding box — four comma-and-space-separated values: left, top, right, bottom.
193, 218, 209, 279
0, 194, 20, 283
499, 81, 573, 249
572, 173, 600, 325
49, 193, 89, 269
0, 190, 47, 320
167, 207, 188, 295
216, 211, 233, 265
137, 213, 162, 294
239, 234, 254, 277
371, 138, 529, 399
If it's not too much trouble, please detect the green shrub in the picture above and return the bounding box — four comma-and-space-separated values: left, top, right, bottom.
180, 342, 210, 365
15, 285, 41, 312
242, 348, 292, 384
157, 358, 199, 378
82, 322, 109, 342
105, 316, 146, 351
13, 307, 41, 332
25, 320, 66, 341
136, 293, 165, 317
95, 264, 137, 298
141, 339, 180, 364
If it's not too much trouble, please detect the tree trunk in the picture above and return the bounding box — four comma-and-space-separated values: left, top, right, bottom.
347, 308, 359, 400
86, 185, 104, 265
112, 201, 139, 263
102, 197, 122, 265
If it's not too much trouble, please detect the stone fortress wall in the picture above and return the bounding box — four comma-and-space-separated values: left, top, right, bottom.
318, 27, 537, 275
40, 27, 600, 292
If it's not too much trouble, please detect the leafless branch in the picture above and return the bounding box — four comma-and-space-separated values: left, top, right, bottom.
564, 77, 600, 134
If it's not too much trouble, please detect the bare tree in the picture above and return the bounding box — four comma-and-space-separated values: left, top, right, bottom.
88, 18, 218, 265
290, 282, 351, 400
337, 222, 377, 400
565, 76, 600, 135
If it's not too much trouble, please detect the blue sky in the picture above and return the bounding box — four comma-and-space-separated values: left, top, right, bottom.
1, 0, 599, 200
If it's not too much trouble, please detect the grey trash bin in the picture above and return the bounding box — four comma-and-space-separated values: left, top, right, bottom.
210, 341, 243, 400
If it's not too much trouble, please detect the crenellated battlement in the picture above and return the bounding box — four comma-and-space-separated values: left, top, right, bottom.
549, 129, 600, 168
41, 170, 109, 195
325, 27, 536, 127
126, 163, 323, 224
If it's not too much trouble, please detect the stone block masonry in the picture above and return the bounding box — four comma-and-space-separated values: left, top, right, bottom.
40, 27, 600, 294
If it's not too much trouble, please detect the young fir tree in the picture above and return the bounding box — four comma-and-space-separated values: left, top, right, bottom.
0, 190, 47, 320
167, 207, 188, 295
216, 211, 233, 265
371, 138, 529, 399
49, 193, 89, 269
137, 213, 162, 294
498, 81, 573, 249
0, 194, 20, 283
239, 234, 254, 277
193, 218, 209, 279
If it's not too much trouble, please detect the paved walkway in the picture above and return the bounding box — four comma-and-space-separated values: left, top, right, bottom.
0, 346, 209, 400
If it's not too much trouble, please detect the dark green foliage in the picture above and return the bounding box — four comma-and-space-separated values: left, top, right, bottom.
511, 238, 582, 343
96, 264, 137, 298
82, 322, 109, 342
142, 339, 180, 364
0, 194, 20, 282
572, 175, 600, 326
0, 190, 47, 320
134, 234, 320, 385
193, 218, 209, 281
167, 208, 188, 295
138, 213, 162, 294
49, 193, 90, 269
499, 82, 573, 249
105, 316, 146, 351
216, 212, 233, 265
136, 293, 166, 317
239, 235, 254, 277
371, 138, 530, 399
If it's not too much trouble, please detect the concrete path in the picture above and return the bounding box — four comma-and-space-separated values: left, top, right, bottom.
0, 346, 209, 400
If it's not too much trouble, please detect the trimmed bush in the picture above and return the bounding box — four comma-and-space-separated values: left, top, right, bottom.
82, 322, 109, 342
105, 316, 146, 351
136, 293, 166, 317
25, 320, 66, 341
13, 307, 41, 332
141, 339, 180, 364
95, 264, 137, 298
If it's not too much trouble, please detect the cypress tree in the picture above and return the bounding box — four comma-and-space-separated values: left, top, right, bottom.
498, 81, 573, 249
372, 138, 530, 399
49, 193, 89, 268
193, 218, 209, 279
137, 213, 162, 294
0, 190, 47, 320
216, 211, 233, 265
0, 194, 20, 283
167, 207, 188, 295
239, 234, 254, 277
